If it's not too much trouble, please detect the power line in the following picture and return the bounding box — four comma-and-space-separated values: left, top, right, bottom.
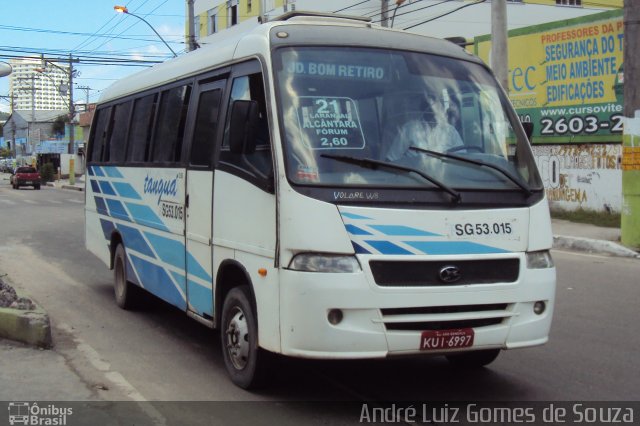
334, 0, 374, 14
403, 0, 487, 30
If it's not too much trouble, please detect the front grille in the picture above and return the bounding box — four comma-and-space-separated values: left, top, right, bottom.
381, 303, 508, 316
370, 259, 519, 286
380, 303, 510, 332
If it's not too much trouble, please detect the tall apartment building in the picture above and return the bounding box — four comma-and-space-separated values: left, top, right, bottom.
8, 58, 70, 112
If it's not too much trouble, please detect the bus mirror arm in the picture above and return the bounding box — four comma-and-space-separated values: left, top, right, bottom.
229, 100, 259, 155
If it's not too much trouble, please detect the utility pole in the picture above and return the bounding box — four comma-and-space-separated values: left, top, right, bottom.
76, 86, 92, 110
621, 0, 640, 248
491, 0, 508, 92
381, 0, 390, 28
187, 0, 198, 51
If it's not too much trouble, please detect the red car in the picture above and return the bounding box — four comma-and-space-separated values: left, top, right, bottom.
10, 166, 41, 190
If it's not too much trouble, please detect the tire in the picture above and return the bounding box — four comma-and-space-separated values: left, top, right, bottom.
113, 244, 142, 310
446, 349, 501, 368
221, 286, 270, 389
35, 184, 41, 190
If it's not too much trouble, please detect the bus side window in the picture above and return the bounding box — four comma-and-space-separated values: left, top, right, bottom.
191, 89, 223, 168
220, 73, 273, 185
150, 84, 192, 163
107, 101, 132, 163
127, 94, 158, 163
88, 106, 112, 162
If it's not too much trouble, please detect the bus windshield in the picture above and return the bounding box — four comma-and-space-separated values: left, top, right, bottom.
273, 46, 543, 194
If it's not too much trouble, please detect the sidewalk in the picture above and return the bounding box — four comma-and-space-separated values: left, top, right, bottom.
45, 174, 85, 191
551, 218, 639, 258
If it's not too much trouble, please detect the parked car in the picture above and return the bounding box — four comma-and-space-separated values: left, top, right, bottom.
10, 166, 41, 190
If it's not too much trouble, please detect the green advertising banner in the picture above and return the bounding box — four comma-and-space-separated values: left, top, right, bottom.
475, 9, 624, 144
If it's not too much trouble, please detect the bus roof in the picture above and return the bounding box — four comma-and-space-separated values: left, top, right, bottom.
98, 12, 483, 104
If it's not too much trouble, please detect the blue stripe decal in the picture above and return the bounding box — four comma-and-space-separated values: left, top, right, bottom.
125, 203, 169, 232
125, 253, 140, 286
341, 212, 371, 220
345, 224, 373, 236
90, 180, 101, 194
365, 240, 413, 255
187, 253, 212, 282
106, 199, 130, 221
129, 254, 186, 310
369, 225, 440, 236
187, 280, 213, 316
352, 241, 371, 254
116, 223, 154, 258
95, 197, 108, 215
104, 167, 124, 178
113, 182, 142, 200
405, 241, 509, 255
98, 181, 116, 196
93, 167, 105, 177
144, 233, 185, 271
99, 219, 115, 241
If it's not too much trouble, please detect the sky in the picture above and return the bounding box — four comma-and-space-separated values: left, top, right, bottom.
0, 0, 186, 113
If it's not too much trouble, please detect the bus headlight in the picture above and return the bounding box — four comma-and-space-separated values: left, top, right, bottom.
526, 250, 554, 269
289, 253, 361, 273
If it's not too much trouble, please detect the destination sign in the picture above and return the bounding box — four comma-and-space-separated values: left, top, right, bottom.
296, 96, 366, 150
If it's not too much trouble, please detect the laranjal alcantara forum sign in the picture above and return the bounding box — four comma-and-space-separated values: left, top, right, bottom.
474, 9, 623, 144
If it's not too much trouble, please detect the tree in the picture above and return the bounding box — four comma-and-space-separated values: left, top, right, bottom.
52, 115, 69, 137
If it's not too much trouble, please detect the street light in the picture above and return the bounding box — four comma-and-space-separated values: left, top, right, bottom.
114, 5, 178, 58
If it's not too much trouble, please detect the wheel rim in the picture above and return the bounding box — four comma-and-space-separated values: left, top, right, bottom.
225, 307, 250, 370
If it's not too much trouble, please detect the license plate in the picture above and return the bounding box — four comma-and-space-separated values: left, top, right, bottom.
420, 328, 474, 350
25, 181, 32, 184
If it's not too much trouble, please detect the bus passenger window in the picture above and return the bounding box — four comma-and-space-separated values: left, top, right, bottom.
88, 107, 112, 162
108, 101, 132, 163
151, 85, 192, 163
127, 94, 157, 163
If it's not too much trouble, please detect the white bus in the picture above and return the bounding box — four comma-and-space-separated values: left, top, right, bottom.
85, 12, 556, 389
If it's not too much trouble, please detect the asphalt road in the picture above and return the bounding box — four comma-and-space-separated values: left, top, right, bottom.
1, 176, 638, 423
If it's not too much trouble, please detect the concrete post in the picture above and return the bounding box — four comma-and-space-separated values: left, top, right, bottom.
621, 0, 640, 248
381, 0, 390, 28
491, 0, 508, 92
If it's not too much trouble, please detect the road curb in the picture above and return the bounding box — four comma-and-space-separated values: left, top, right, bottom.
0, 279, 52, 348
553, 235, 640, 258
61, 184, 84, 192
45, 182, 84, 191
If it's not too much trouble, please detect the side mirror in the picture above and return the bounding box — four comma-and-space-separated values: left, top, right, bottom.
521, 122, 534, 143
229, 100, 259, 155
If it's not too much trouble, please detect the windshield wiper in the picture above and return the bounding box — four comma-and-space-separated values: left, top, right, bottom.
321, 154, 461, 203
409, 146, 533, 196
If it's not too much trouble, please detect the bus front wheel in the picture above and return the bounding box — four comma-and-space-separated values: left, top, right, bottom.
221, 286, 268, 389
446, 349, 500, 368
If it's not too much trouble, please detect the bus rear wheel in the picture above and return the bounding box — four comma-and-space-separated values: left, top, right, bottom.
113, 244, 142, 309
446, 349, 500, 368
221, 286, 269, 389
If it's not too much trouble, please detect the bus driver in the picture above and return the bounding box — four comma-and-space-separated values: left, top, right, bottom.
385, 94, 463, 162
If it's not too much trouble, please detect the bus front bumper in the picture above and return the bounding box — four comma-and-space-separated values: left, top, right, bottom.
278, 265, 555, 359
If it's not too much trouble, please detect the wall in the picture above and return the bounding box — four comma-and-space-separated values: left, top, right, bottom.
475, 9, 624, 212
